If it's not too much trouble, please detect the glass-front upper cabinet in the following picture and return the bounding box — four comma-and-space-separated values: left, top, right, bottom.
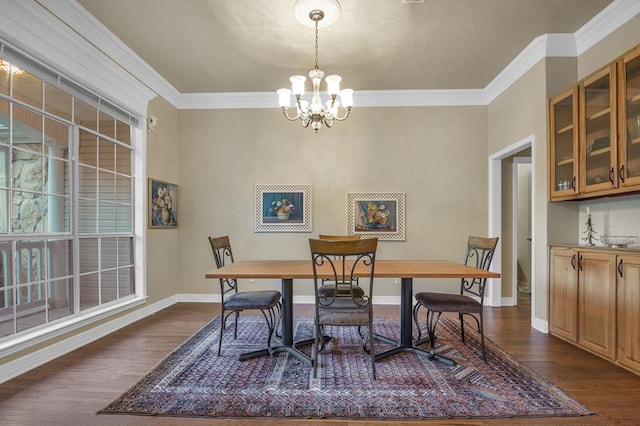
618, 46, 640, 188
549, 87, 579, 200
580, 64, 617, 194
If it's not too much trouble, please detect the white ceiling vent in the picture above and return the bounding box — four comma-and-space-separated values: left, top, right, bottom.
401, 0, 426, 3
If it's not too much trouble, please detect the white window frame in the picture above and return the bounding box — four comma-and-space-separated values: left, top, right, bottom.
0, 2, 152, 357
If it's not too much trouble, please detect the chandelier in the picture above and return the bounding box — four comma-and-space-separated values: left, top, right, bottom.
277, 0, 353, 133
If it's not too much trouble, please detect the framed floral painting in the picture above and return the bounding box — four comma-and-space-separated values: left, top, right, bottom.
254, 184, 312, 232
347, 192, 405, 241
148, 178, 178, 228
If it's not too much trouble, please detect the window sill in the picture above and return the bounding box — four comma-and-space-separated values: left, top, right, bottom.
0, 296, 148, 359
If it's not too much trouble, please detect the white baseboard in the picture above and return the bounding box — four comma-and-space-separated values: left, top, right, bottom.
532, 317, 549, 334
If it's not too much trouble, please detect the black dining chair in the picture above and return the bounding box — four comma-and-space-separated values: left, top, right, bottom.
208, 235, 282, 356
317, 234, 364, 299
412, 236, 499, 361
309, 237, 378, 379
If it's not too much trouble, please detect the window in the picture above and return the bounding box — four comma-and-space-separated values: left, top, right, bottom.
0, 56, 137, 341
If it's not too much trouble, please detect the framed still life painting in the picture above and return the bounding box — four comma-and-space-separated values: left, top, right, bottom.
254, 184, 312, 232
347, 192, 405, 241
148, 178, 178, 229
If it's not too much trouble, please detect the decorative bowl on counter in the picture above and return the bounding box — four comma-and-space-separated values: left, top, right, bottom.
600, 235, 638, 248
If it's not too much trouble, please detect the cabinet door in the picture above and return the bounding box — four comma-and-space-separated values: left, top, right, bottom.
580, 64, 618, 194
549, 247, 578, 342
549, 88, 579, 200
618, 46, 640, 188
617, 254, 640, 373
578, 251, 617, 360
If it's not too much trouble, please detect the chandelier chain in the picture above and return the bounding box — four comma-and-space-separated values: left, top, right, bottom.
314, 20, 319, 71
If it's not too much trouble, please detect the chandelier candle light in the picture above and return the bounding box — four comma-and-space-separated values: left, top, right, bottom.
277, 0, 353, 132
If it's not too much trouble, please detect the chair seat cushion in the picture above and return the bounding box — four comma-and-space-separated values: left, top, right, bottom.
224, 290, 281, 310
317, 298, 370, 325
414, 292, 480, 314
318, 282, 365, 298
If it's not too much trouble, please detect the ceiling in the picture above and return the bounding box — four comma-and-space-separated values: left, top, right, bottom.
75, 0, 614, 94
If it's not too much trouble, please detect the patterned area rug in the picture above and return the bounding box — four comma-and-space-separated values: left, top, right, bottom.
99, 316, 592, 420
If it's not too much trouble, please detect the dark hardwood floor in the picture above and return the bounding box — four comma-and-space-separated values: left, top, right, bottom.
0, 301, 639, 425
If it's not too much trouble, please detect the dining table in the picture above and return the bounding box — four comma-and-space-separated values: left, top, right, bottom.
205, 259, 500, 366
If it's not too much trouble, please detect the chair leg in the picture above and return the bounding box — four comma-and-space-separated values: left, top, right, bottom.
425, 310, 442, 359
459, 312, 466, 343
313, 322, 322, 378
259, 307, 277, 356
274, 301, 282, 339
369, 323, 376, 380
233, 311, 240, 339
479, 314, 487, 362
412, 302, 423, 341
461, 313, 487, 361
218, 310, 230, 356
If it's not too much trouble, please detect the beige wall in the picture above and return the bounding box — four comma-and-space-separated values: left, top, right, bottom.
177, 106, 490, 298
488, 59, 549, 319
146, 97, 180, 302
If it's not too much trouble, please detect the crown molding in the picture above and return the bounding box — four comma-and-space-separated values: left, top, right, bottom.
177, 89, 488, 109
575, 0, 640, 56
39, 0, 180, 107
13, 0, 639, 112
0, 0, 155, 116
484, 33, 577, 104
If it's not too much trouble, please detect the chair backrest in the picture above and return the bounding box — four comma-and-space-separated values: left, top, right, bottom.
318, 234, 361, 241
309, 238, 378, 308
460, 236, 499, 300
208, 235, 238, 297
318, 235, 362, 284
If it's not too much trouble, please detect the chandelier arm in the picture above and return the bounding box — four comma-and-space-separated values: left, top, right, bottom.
331, 108, 352, 121
281, 107, 302, 121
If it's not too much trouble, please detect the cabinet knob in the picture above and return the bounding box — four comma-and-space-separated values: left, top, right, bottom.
619, 165, 625, 183
609, 167, 615, 185
571, 253, 576, 270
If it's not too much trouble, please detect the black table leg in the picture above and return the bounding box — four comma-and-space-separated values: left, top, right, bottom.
239, 278, 313, 365
373, 277, 456, 366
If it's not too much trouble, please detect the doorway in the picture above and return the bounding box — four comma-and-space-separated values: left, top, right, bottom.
513, 157, 532, 306
488, 135, 535, 322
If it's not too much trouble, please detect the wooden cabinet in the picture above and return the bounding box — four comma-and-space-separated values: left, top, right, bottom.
548, 43, 640, 201
549, 247, 578, 341
618, 45, 640, 189
617, 254, 640, 372
549, 246, 640, 375
580, 64, 618, 195
549, 89, 579, 200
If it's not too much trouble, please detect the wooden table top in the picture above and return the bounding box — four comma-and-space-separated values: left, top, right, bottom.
205, 259, 500, 280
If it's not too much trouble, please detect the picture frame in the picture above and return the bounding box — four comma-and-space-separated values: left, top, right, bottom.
347, 192, 405, 241
254, 184, 312, 233
148, 178, 178, 229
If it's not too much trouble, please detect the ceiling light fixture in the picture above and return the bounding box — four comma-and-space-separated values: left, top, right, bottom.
0, 59, 24, 75
277, 0, 352, 133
